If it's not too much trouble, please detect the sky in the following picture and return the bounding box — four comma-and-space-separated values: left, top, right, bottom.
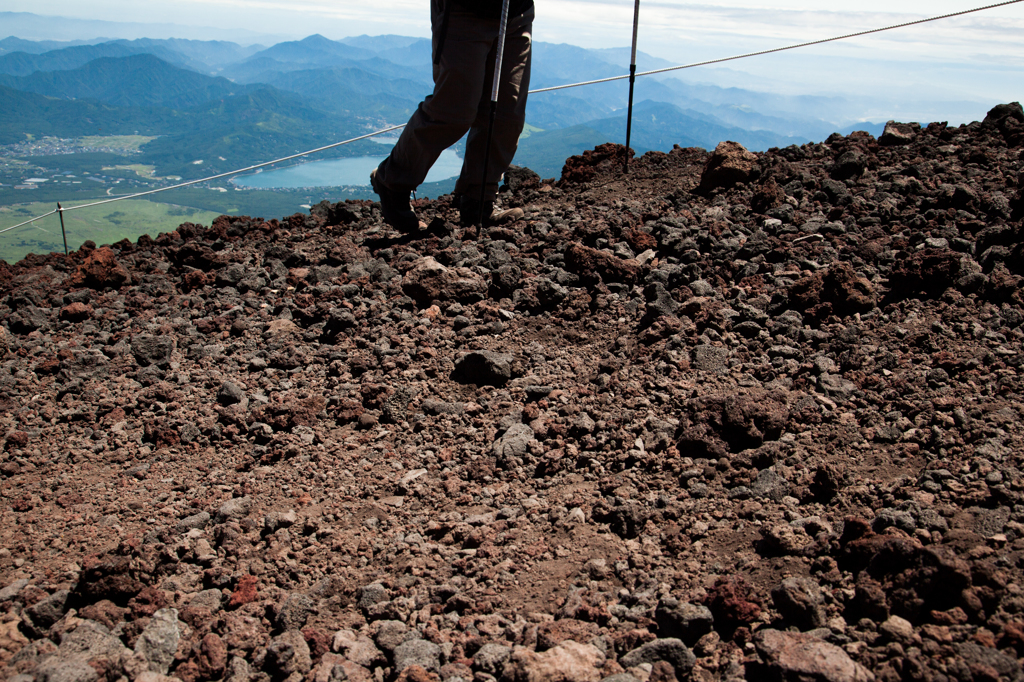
4, 0, 1023, 119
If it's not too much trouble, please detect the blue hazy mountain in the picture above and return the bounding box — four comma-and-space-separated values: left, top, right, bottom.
0, 30, 878, 139
223, 34, 433, 85
349, 38, 432, 69
339, 35, 423, 52
112, 38, 263, 71
589, 100, 806, 151
0, 36, 99, 56
526, 92, 615, 131
1, 28, 894, 184
258, 67, 427, 118
242, 34, 377, 66
516, 99, 808, 178
226, 54, 430, 87
0, 54, 254, 109
0, 41, 200, 76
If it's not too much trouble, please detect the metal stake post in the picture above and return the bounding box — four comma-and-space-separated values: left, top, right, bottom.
624, 0, 641, 173
478, 0, 512, 227
57, 203, 69, 256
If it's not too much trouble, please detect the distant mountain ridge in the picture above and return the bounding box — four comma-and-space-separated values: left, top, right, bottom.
259, 67, 427, 119
0, 30, 892, 183
0, 54, 252, 109
0, 84, 184, 143
515, 100, 807, 178
0, 41, 198, 77
244, 34, 378, 66
0, 36, 98, 56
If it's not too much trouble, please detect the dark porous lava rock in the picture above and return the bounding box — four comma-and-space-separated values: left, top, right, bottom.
452, 350, 514, 386
3, 106, 1024, 682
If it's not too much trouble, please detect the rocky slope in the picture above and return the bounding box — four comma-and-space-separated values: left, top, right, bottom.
1, 102, 1024, 682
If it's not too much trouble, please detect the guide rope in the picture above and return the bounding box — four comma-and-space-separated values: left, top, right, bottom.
0, 209, 58, 235
2, 0, 1021, 241
0, 126, 406, 235
63, 125, 407, 214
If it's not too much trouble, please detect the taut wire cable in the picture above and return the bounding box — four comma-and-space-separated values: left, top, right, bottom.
0, 209, 58, 235
61, 125, 407, 214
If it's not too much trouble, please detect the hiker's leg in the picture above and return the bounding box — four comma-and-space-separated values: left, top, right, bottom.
376, 3, 498, 192
453, 6, 533, 201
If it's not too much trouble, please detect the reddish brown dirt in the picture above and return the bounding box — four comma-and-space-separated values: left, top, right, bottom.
2, 103, 1024, 682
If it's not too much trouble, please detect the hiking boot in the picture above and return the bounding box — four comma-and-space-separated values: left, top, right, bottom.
370, 168, 418, 232
456, 194, 494, 227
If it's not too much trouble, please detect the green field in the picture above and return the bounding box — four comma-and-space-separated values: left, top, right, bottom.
78, 135, 156, 152
0, 199, 222, 264
519, 123, 545, 140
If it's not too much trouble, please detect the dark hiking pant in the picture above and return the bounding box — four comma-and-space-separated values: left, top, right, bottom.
375, 0, 533, 202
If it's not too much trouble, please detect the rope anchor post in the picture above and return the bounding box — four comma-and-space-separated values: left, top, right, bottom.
624, 0, 641, 174
57, 203, 68, 256
478, 0, 512, 227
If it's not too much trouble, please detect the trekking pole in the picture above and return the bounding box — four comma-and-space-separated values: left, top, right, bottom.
624, 0, 640, 173
478, 0, 512, 227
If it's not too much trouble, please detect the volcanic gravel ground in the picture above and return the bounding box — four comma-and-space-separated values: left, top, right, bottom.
2, 103, 1024, 682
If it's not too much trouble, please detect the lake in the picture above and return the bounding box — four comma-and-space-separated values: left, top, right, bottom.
230, 144, 464, 189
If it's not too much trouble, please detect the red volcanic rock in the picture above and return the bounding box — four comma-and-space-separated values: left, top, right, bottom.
143, 419, 181, 447
625, 229, 657, 253
401, 257, 489, 306
879, 120, 920, 146
753, 629, 873, 682
197, 632, 228, 679
984, 263, 1024, 304
78, 600, 128, 630
59, 301, 93, 322
888, 249, 962, 298
612, 629, 657, 657
675, 390, 789, 458
251, 394, 327, 431
302, 628, 332, 660
705, 577, 763, 635
396, 666, 441, 682
67, 246, 130, 289
564, 242, 641, 285
698, 140, 760, 192
4, 431, 28, 451
10, 494, 33, 512
560, 143, 632, 184
127, 586, 169, 618
182, 270, 209, 290
537, 619, 601, 651
228, 575, 259, 608
789, 261, 876, 319
74, 555, 145, 606
751, 176, 787, 213
648, 661, 679, 682
999, 622, 1024, 656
